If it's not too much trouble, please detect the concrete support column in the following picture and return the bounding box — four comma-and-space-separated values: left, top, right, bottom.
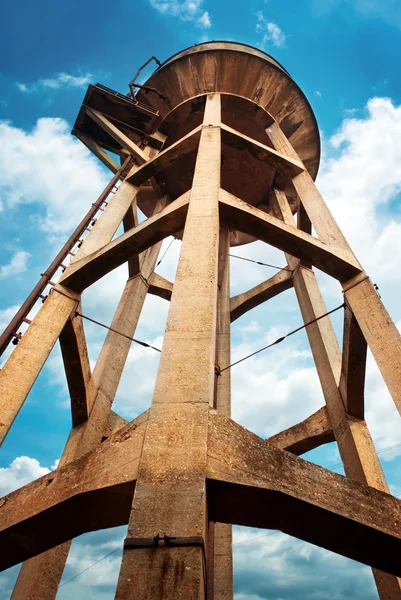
11, 234, 164, 600
216, 226, 231, 414
212, 226, 234, 600
115, 94, 221, 600
270, 185, 401, 600
0, 178, 140, 446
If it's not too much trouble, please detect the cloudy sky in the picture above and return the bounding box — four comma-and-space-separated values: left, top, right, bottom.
2, 0, 401, 598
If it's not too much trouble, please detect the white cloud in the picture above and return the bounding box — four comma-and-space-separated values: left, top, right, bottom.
256, 11, 286, 48
149, 0, 212, 28
0, 117, 107, 233
318, 97, 401, 280
315, 90, 322, 97
16, 72, 93, 94
0, 305, 20, 332
198, 10, 211, 27
0, 250, 30, 278
16, 82, 29, 93
40, 73, 92, 89
238, 320, 260, 334
233, 526, 376, 600
0, 456, 57, 496
231, 340, 321, 438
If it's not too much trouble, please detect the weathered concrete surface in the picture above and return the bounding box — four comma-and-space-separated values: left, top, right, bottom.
0, 176, 141, 447
138, 42, 321, 180
219, 189, 360, 281
213, 226, 233, 599
11, 221, 164, 599
60, 191, 190, 291
266, 406, 335, 455
115, 94, 222, 600
148, 271, 173, 301
0, 419, 147, 569
0, 284, 79, 446
230, 268, 293, 323
59, 309, 92, 427
344, 272, 401, 419
339, 304, 367, 419
270, 173, 401, 598
126, 125, 202, 185
207, 411, 401, 576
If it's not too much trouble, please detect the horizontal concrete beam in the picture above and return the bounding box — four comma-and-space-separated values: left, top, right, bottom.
126, 125, 202, 187
60, 192, 190, 292
148, 272, 174, 302
0, 418, 146, 570
230, 268, 293, 322
266, 406, 335, 455
207, 410, 401, 576
103, 410, 129, 439
103, 409, 149, 440
221, 123, 304, 178
5, 410, 400, 576
219, 189, 361, 282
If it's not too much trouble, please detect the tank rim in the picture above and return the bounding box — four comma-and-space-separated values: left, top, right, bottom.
155, 40, 292, 78
146, 40, 321, 177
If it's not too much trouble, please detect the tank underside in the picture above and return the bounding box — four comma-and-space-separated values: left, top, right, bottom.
136, 42, 320, 246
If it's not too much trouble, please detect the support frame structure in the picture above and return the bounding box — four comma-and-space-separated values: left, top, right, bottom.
1, 90, 401, 600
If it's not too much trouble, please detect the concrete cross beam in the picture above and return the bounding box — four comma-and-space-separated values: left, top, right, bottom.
207, 411, 401, 576
230, 268, 293, 322
3, 409, 401, 578
60, 191, 190, 291
266, 406, 335, 455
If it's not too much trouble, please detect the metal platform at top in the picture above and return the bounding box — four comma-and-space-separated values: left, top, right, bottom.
72, 83, 163, 154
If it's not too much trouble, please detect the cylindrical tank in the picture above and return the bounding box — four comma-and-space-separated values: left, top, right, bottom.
136, 41, 320, 246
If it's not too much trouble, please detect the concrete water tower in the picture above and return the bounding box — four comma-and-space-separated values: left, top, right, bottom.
2, 42, 401, 600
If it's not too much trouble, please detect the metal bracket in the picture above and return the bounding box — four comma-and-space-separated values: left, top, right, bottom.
124, 533, 205, 550
128, 56, 165, 101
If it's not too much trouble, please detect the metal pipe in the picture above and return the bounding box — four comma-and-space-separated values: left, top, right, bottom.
128, 56, 163, 100
130, 83, 165, 100
0, 156, 132, 357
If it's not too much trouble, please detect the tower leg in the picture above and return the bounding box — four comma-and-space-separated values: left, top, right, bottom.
0, 178, 140, 446
270, 188, 401, 600
267, 122, 401, 418
212, 226, 234, 600
115, 93, 221, 599
10, 233, 163, 600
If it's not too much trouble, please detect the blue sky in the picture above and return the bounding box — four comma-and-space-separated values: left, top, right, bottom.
2, 0, 401, 598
